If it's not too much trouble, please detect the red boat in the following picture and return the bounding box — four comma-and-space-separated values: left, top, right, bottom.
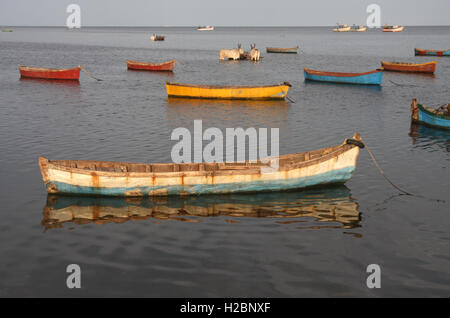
18, 65, 81, 80
381, 60, 436, 73
127, 59, 176, 72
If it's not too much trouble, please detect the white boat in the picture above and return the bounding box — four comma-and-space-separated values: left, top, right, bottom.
197, 25, 214, 31
333, 24, 351, 32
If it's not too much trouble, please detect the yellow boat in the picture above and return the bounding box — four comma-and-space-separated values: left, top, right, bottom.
165, 82, 291, 100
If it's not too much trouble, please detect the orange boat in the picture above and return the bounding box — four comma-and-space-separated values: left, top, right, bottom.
381, 60, 436, 74
18, 65, 81, 80
127, 59, 176, 72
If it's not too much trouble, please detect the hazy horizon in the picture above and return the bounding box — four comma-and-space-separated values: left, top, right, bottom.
1, 0, 449, 27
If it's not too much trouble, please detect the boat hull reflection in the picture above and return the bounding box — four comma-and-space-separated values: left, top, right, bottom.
43, 186, 360, 230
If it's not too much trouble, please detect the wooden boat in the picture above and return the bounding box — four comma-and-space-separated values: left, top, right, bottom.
266, 46, 299, 54
333, 24, 351, 32
166, 82, 291, 100
151, 34, 165, 41
410, 98, 450, 129
350, 25, 367, 32
127, 59, 176, 72
38, 133, 364, 197
18, 65, 81, 80
42, 186, 359, 229
197, 26, 214, 31
304, 68, 382, 85
414, 48, 450, 56
380, 60, 436, 74
382, 25, 404, 32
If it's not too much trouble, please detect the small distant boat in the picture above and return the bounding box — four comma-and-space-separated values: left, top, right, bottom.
151, 34, 165, 41
166, 82, 291, 100
266, 46, 299, 54
304, 68, 382, 85
197, 26, 214, 31
38, 133, 364, 196
382, 25, 404, 32
333, 24, 351, 32
381, 60, 436, 74
414, 48, 450, 56
18, 65, 81, 80
127, 59, 176, 72
1, 28, 13, 32
410, 98, 450, 129
350, 25, 367, 32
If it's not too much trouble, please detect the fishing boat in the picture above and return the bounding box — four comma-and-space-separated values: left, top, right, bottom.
304, 68, 383, 85
1, 28, 13, 32
350, 25, 367, 32
380, 60, 436, 74
266, 46, 299, 54
382, 25, 404, 32
166, 82, 291, 100
127, 59, 176, 72
197, 26, 214, 31
18, 65, 81, 80
414, 48, 450, 56
151, 34, 165, 41
38, 133, 364, 197
333, 24, 351, 32
410, 98, 450, 129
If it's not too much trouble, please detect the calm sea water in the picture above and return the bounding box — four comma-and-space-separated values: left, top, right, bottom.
0, 26, 449, 297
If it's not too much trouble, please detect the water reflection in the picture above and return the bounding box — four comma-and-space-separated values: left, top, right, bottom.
166, 97, 290, 108
409, 123, 450, 152
19, 77, 81, 87
42, 186, 360, 230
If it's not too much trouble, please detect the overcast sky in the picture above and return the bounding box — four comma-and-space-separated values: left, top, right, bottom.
1, 0, 449, 26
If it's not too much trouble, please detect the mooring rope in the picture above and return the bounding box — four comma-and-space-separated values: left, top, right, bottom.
388, 79, 418, 87
286, 95, 296, 103
80, 67, 103, 81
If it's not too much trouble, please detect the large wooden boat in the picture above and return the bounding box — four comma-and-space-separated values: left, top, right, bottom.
127, 59, 176, 72
266, 46, 299, 54
410, 98, 450, 129
414, 48, 450, 56
382, 25, 404, 32
304, 68, 382, 85
166, 82, 291, 100
38, 133, 364, 197
151, 34, 165, 41
18, 65, 81, 80
333, 24, 351, 32
42, 186, 360, 229
381, 60, 436, 74
197, 26, 214, 31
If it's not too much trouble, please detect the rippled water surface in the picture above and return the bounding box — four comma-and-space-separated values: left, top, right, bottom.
0, 27, 449, 297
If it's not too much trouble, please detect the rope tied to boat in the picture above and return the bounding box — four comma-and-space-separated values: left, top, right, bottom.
80, 66, 103, 81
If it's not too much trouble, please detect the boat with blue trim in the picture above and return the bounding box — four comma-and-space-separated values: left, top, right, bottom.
414, 48, 450, 56
410, 98, 450, 129
304, 68, 383, 85
38, 134, 364, 197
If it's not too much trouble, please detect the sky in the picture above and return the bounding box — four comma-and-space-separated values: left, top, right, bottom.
0, 0, 449, 27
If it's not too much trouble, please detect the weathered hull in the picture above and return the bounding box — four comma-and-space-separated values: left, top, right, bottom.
415, 48, 450, 56
127, 59, 175, 71
304, 68, 382, 85
18, 65, 81, 80
266, 47, 298, 54
166, 82, 291, 100
411, 99, 450, 129
39, 135, 362, 197
381, 60, 436, 73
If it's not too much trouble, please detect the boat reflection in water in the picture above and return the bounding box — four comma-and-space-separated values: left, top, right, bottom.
166, 97, 290, 108
42, 186, 360, 230
409, 123, 450, 152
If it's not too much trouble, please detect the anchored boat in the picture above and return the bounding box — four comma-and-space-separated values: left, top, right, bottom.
266, 46, 299, 54
382, 25, 404, 32
381, 60, 436, 74
18, 65, 81, 80
151, 34, 165, 41
410, 98, 450, 129
350, 25, 367, 32
127, 59, 175, 72
197, 26, 214, 31
333, 24, 351, 32
166, 82, 291, 100
38, 134, 364, 197
304, 68, 382, 85
414, 48, 450, 56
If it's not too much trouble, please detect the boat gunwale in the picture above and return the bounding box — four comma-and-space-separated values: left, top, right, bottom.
415, 48, 449, 53
380, 60, 437, 67
166, 82, 291, 90
127, 59, 176, 67
304, 68, 381, 77
417, 103, 450, 120
18, 65, 81, 73
266, 46, 299, 51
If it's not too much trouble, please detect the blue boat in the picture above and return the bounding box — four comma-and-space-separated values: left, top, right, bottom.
415, 48, 450, 56
410, 99, 450, 129
304, 68, 383, 85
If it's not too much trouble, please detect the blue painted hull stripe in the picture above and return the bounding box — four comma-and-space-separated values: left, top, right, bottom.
304, 71, 382, 85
